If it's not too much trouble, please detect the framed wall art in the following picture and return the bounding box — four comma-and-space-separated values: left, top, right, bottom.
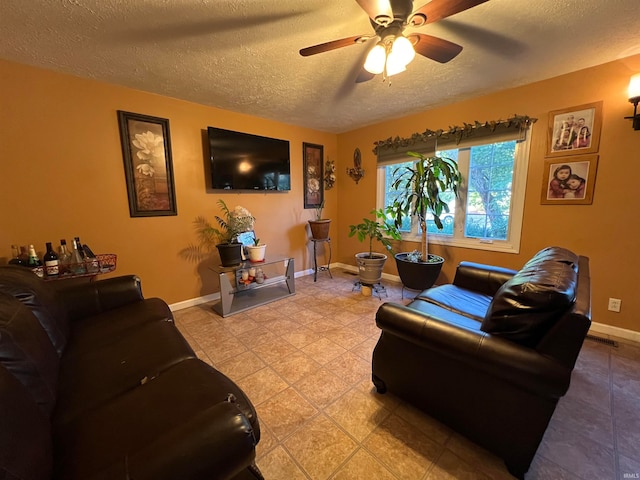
303, 142, 324, 209
541, 155, 599, 205
117, 110, 177, 217
547, 101, 602, 157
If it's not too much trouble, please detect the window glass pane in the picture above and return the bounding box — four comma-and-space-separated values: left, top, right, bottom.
384, 161, 413, 232
464, 141, 516, 240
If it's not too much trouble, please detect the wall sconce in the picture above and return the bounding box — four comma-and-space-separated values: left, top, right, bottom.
625, 73, 640, 130
347, 148, 365, 184
324, 159, 336, 190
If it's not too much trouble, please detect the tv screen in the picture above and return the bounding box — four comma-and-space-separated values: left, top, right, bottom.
208, 126, 291, 191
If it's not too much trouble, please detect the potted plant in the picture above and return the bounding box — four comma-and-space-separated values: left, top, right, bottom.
387, 151, 461, 291
188, 200, 255, 267
246, 236, 267, 262
308, 201, 330, 240
348, 209, 401, 285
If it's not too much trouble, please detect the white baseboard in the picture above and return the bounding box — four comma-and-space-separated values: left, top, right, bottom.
589, 321, 640, 344
169, 293, 219, 312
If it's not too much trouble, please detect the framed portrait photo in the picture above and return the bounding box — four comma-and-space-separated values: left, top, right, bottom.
546, 101, 602, 157
117, 110, 177, 217
303, 142, 324, 209
541, 155, 599, 205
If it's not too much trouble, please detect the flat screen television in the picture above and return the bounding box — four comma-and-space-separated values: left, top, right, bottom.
208, 126, 291, 191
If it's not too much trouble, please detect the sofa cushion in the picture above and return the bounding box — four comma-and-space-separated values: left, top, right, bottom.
416, 284, 493, 322
0, 365, 53, 480
53, 358, 259, 480
481, 247, 577, 347
0, 292, 59, 415
0, 266, 69, 355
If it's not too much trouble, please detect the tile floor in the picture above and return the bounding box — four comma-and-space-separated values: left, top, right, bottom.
173, 269, 640, 480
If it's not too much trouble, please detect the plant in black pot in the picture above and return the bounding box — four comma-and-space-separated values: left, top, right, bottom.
184, 199, 255, 267
387, 151, 461, 291
348, 209, 401, 285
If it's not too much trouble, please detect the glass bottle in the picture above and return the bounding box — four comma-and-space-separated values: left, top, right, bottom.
82, 243, 100, 274
43, 242, 59, 277
8, 244, 26, 266
27, 244, 44, 278
18, 245, 29, 265
58, 239, 72, 275
74, 237, 86, 259
70, 239, 86, 275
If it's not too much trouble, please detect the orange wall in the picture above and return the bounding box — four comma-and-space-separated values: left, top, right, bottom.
337, 54, 640, 334
0, 59, 337, 303
2, 55, 639, 335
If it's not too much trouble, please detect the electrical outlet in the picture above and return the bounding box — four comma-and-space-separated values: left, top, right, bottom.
608, 298, 622, 313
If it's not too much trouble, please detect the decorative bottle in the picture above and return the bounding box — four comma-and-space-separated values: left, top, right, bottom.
74, 237, 86, 259
70, 239, 86, 275
58, 239, 72, 275
27, 244, 44, 278
8, 244, 26, 266
82, 243, 100, 274
43, 242, 59, 277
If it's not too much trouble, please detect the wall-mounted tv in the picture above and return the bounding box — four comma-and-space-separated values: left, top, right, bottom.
208, 126, 291, 191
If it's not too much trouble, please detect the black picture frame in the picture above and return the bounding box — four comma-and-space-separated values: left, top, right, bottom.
303, 142, 324, 209
117, 110, 177, 217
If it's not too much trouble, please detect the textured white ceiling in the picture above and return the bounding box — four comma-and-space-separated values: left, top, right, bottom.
1, 0, 639, 133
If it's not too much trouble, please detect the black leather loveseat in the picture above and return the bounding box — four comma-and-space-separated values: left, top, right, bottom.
0, 265, 263, 480
372, 247, 591, 479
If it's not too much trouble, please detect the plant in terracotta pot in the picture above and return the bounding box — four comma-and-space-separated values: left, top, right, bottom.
387, 151, 461, 291
184, 199, 255, 267
308, 200, 330, 240
348, 209, 401, 285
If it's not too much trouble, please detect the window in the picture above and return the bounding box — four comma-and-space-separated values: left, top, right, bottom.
376, 132, 531, 253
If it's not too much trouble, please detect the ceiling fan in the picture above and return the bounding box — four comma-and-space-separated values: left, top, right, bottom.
300, 0, 489, 81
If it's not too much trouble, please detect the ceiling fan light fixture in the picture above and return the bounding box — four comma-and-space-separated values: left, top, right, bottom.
391, 35, 415, 65
385, 54, 407, 77
364, 43, 386, 74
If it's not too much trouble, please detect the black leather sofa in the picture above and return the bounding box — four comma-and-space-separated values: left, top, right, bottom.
372, 247, 591, 479
0, 265, 263, 480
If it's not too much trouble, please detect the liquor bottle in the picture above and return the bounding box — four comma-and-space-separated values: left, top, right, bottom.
43, 242, 59, 277
82, 243, 100, 274
70, 239, 86, 275
58, 239, 72, 275
18, 245, 29, 265
8, 244, 26, 266
27, 244, 44, 278
74, 237, 86, 259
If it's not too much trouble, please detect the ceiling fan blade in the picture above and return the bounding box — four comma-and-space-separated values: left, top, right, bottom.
409, 33, 463, 63
355, 0, 394, 26
412, 0, 489, 25
299, 35, 370, 57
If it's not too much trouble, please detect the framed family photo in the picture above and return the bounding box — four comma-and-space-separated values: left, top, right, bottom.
117, 111, 178, 217
303, 142, 324, 209
541, 155, 599, 205
546, 101, 602, 157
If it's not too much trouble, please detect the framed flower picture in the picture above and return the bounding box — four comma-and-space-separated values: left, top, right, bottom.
117, 110, 177, 217
303, 142, 324, 209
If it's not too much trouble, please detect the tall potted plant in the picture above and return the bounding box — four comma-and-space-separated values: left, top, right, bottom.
387, 151, 461, 291
348, 209, 401, 285
308, 201, 330, 240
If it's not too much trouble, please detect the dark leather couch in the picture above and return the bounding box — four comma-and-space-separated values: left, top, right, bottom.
372, 247, 591, 479
0, 265, 263, 480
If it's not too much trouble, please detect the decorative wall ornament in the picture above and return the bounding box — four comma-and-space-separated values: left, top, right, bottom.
346, 148, 365, 184
372, 114, 537, 155
324, 159, 336, 189
303, 142, 324, 209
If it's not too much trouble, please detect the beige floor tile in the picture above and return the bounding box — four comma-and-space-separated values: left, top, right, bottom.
324, 351, 371, 386
301, 336, 347, 365
215, 350, 266, 381
257, 387, 318, 441
325, 388, 392, 441
251, 337, 299, 364
235, 366, 288, 406
257, 445, 308, 480
284, 414, 358, 480
332, 448, 397, 480
426, 449, 492, 480
271, 350, 321, 384
394, 402, 453, 445
364, 413, 442, 480
295, 367, 352, 409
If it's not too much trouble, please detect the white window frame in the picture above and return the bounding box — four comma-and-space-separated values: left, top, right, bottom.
376, 132, 531, 254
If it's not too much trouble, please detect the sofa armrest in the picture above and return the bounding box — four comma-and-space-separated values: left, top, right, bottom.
57, 275, 145, 321
453, 261, 518, 297
376, 302, 571, 397
125, 401, 258, 480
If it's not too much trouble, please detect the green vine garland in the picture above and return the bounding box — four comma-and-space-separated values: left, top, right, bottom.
372, 114, 537, 155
